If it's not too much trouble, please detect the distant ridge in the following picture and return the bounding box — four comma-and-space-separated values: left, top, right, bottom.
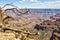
4, 8, 60, 17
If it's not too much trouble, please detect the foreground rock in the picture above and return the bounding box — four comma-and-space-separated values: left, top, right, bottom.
0, 32, 16, 40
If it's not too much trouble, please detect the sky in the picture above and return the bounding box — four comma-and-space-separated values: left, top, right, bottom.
0, 0, 60, 9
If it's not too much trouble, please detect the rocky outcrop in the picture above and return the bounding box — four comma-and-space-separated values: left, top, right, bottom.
50, 13, 60, 21
50, 29, 60, 40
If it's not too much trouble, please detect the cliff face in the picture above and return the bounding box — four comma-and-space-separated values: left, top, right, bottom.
0, 8, 60, 40
0, 8, 39, 40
